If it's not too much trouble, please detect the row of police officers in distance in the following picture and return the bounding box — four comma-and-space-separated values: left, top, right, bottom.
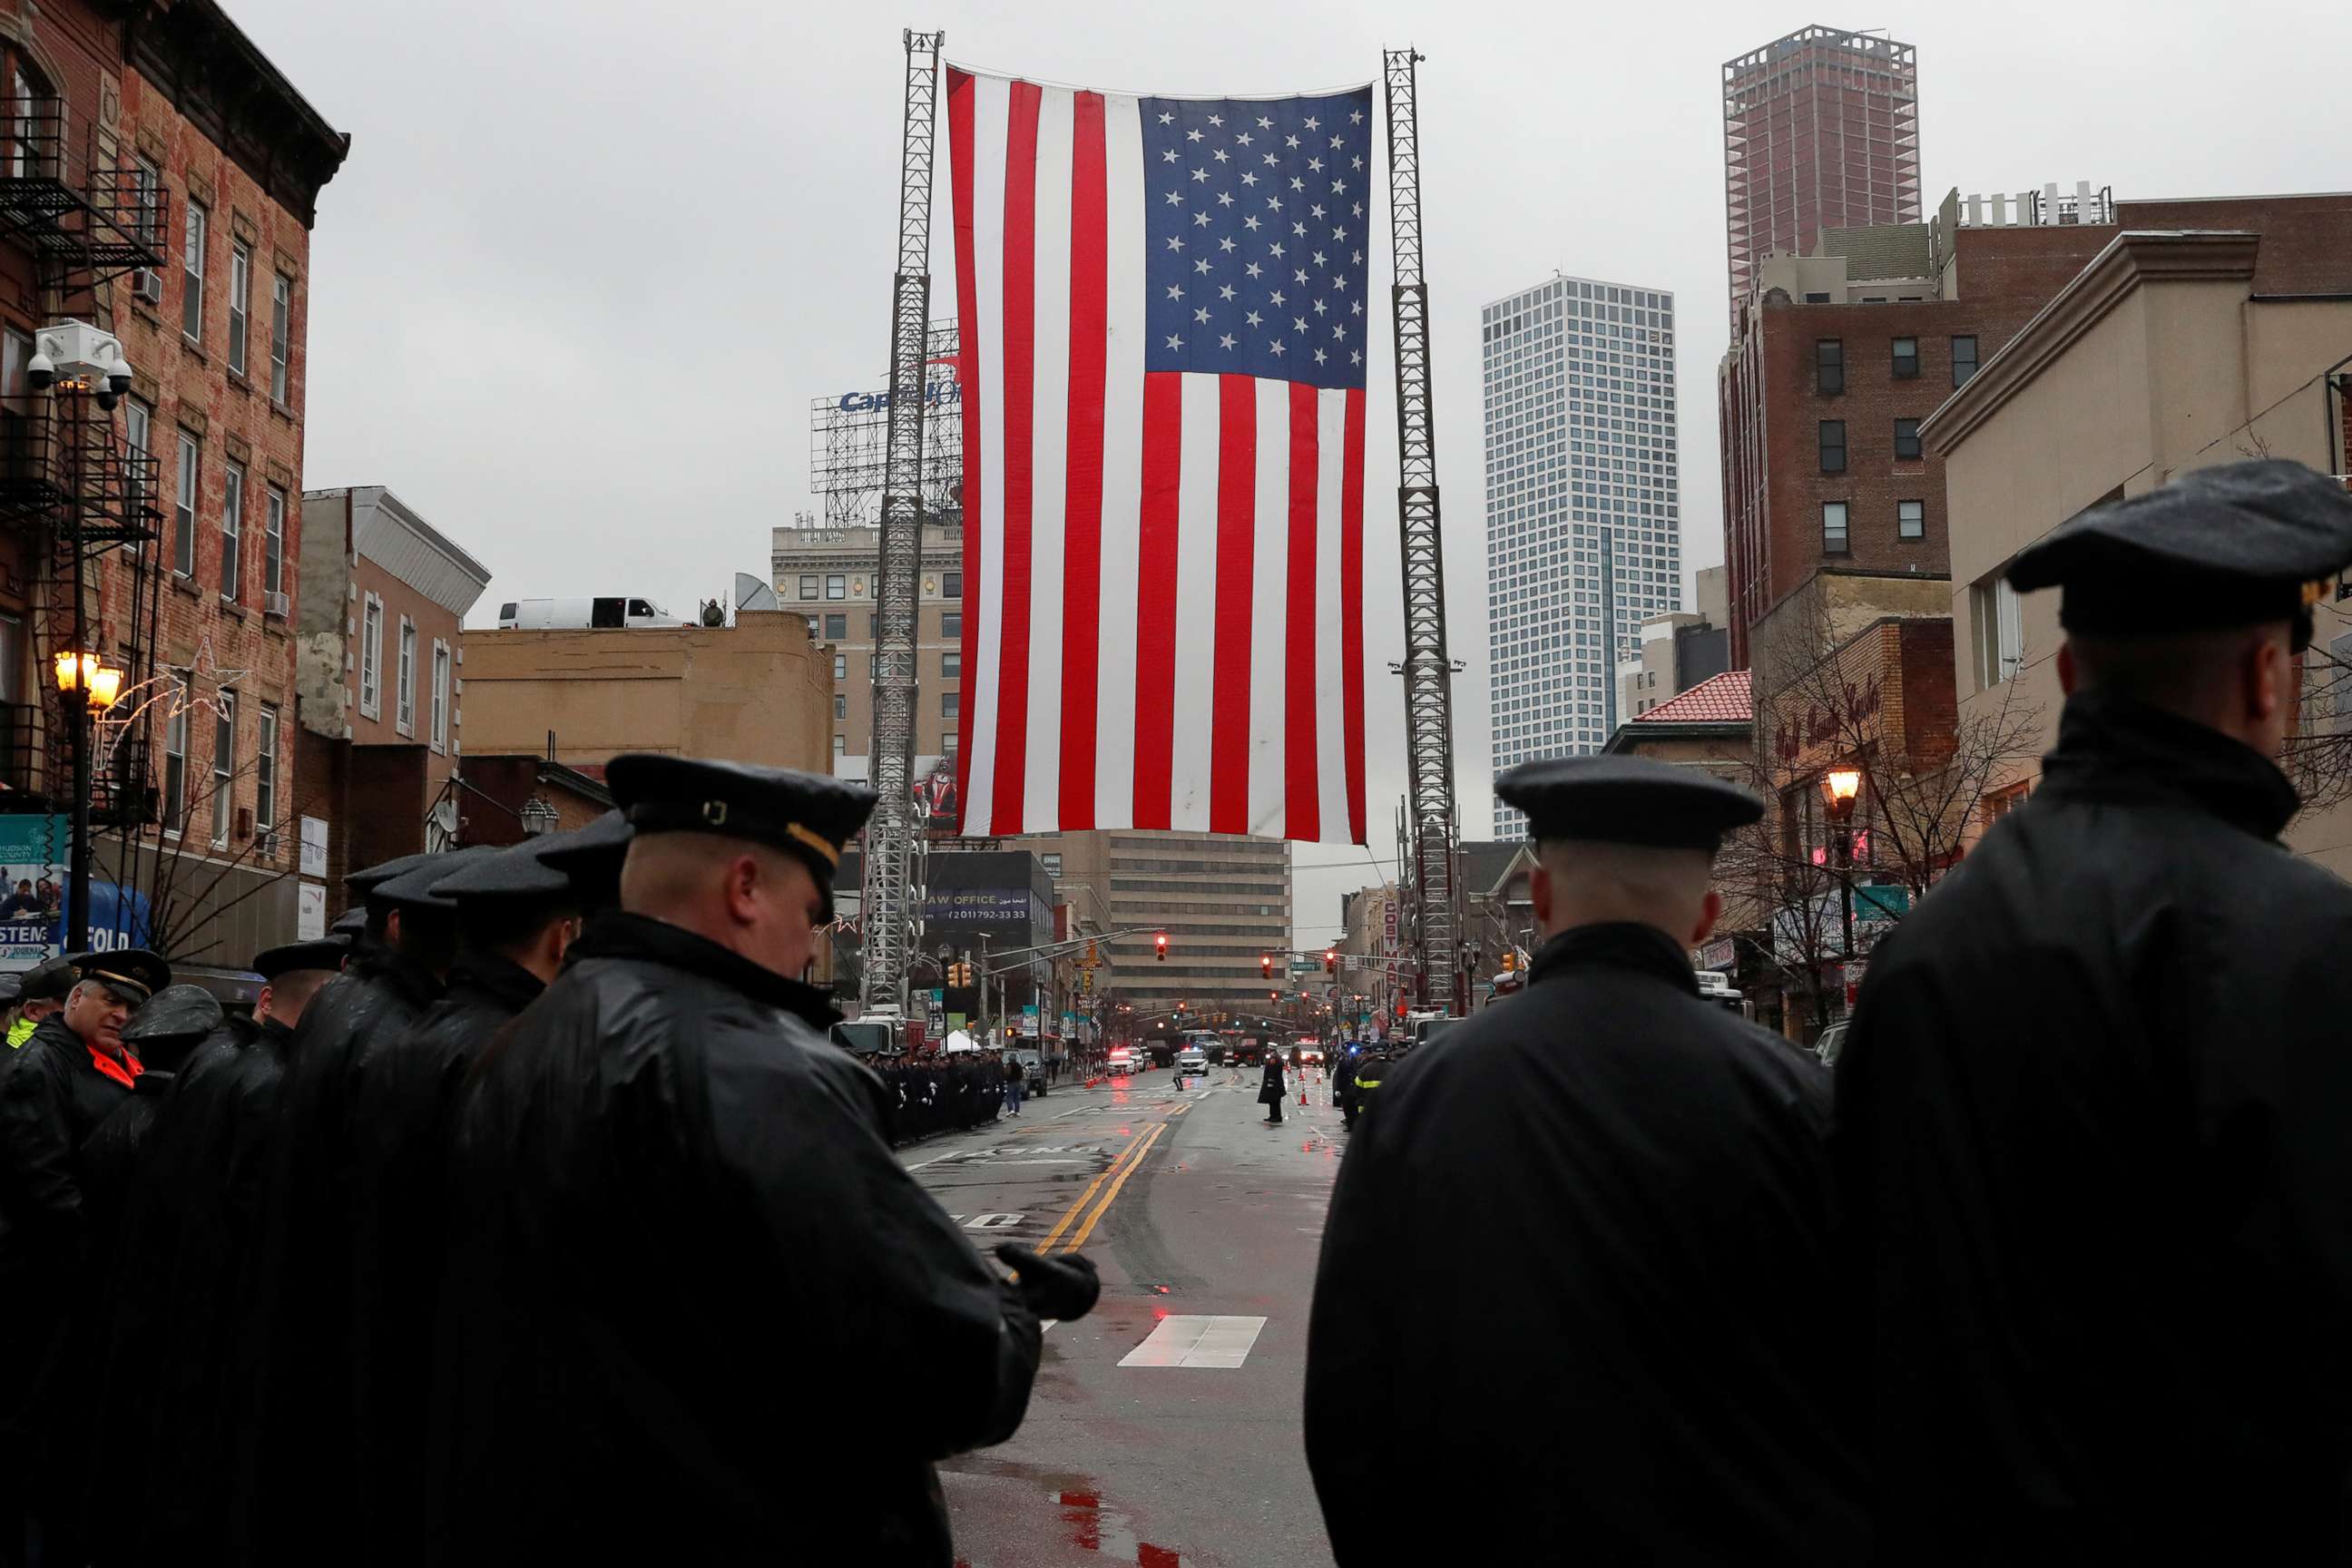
869, 1053, 1013, 1142
0, 752, 1102, 1565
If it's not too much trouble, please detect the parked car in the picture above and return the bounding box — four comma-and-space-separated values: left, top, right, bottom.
1814, 1020, 1849, 1067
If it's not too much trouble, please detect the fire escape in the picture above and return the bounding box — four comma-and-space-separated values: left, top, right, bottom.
0, 97, 169, 829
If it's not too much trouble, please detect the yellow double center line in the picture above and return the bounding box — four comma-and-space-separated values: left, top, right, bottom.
1039, 1121, 1169, 1256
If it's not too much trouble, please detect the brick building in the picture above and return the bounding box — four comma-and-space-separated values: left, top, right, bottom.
1717, 186, 2121, 666
295, 485, 490, 913
0, 0, 343, 967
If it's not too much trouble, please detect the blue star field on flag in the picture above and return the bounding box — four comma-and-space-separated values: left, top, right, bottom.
1140, 88, 1375, 392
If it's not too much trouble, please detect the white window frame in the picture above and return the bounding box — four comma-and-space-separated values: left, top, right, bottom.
227, 240, 250, 377
181, 201, 206, 342
132, 155, 161, 248
123, 398, 151, 521
256, 702, 279, 850
210, 691, 235, 848
270, 273, 291, 403
162, 671, 189, 838
1973, 575, 2024, 691
430, 639, 450, 752
220, 460, 243, 603
174, 432, 198, 578
264, 485, 286, 598
359, 593, 383, 719
396, 617, 417, 734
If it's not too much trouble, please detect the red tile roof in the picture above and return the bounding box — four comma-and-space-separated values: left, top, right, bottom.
1630, 669, 1751, 725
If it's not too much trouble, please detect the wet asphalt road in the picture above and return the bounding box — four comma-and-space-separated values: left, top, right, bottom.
904, 1066, 1347, 1568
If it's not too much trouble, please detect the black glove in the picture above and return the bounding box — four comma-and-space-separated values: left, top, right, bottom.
995, 1242, 1101, 1321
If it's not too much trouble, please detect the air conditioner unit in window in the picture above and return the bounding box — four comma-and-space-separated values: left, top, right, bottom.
262, 589, 290, 619
132, 269, 162, 306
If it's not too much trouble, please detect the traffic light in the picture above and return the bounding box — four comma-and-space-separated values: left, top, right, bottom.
1270, 990, 1280, 1003
1394, 999, 1407, 1018
1323, 948, 1338, 975
1260, 953, 1274, 977
1155, 932, 1168, 962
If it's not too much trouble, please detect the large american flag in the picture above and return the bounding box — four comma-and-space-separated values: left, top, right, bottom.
946, 67, 1370, 845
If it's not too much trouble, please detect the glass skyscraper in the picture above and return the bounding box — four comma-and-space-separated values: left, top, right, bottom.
1481, 272, 1681, 838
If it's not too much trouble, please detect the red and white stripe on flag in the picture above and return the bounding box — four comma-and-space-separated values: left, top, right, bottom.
945, 66, 1368, 845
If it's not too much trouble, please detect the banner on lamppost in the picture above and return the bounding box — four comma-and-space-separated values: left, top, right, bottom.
0, 814, 150, 966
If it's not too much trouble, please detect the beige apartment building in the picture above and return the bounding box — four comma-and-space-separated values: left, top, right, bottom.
461, 611, 832, 776
771, 515, 964, 774
1926, 197, 2352, 877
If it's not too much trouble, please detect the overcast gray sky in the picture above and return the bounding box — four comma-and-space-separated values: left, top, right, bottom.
237, 0, 2351, 941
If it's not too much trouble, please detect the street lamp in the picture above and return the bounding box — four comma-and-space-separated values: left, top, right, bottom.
519, 796, 561, 836
1820, 767, 1863, 1014
54, 648, 123, 954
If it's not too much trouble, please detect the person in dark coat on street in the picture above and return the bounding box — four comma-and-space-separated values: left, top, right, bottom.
94, 939, 342, 1566
0, 949, 169, 1564
1307, 758, 1863, 1566
1259, 1048, 1287, 1123
233, 847, 495, 1565
426, 755, 1099, 1567
345, 830, 599, 1568
1329, 1049, 1359, 1128
1834, 458, 2352, 1564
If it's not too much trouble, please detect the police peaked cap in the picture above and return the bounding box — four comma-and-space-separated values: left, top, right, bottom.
427, 836, 578, 904
346, 851, 445, 897
122, 983, 224, 1044
528, 809, 634, 907
604, 753, 877, 911
1495, 755, 1763, 853
80, 948, 171, 1006
368, 846, 503, 912
2007, 458, 2352, 649
252, 939, 348, 982
17, 954, 79, 1003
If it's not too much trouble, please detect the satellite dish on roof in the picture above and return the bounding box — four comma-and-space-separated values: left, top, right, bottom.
734, 572, 779, 612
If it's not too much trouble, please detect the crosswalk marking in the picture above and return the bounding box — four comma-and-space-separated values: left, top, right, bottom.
1118, 1314, 1269, 1369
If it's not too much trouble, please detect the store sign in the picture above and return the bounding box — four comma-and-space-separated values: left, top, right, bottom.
299, 816, 328, 879
924, 887, 1033, 924
836, 381, 964, 414
297, 883, 328, 940
1697, 936, 1736, 972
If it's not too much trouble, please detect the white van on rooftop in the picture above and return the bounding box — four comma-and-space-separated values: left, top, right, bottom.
496, 596, 684, 630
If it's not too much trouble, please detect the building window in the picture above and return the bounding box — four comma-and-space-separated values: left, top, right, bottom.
1891, 337, 1919, 379
181, 201, 206, 341
1897, 499, 1926, 540
1952, 335, 1979, 387
123, 399, 152, 522
132, 155, 161, 249
833, 652, 847, 681
1822, 502, 1849, 555
942, 569, 964, 599
256, 702, 279, 847
942, 650, 961, 679
270, 274, 292, 403
942, 729, 957, 755
833, 734, 846, 757
942, 691, 959, 718
210, 691, 235, 848
824, 612, 847, 641
228, 240, 251, 377
431, 640, 451, 750
220, 461, 244, 603
799, 573, 819, 600
825, 573, 846, 601
174, 433, 199, 579
868, 612, 880, 640
833, 693, 848, 720
1973, 573, 2024, 689
1893, 417, 1922, 461
396, 618, 417, 733
264, 485, 287, 600
162, 671, 189, 838
942, 611, 962, 639
359, 594, 383, 718
1818, 420, 1847, 474
1815, 339, 1843, 395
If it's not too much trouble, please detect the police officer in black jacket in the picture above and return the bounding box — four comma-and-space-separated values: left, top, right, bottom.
1307, 758, 1863, 1565
1836, 458, 2352, 1564
93, 939, 342, 1566
235, 845, 496, 1565
0, 948, 168, 1563
426, 755, 1098, 1567
347, 828, 608, 1568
